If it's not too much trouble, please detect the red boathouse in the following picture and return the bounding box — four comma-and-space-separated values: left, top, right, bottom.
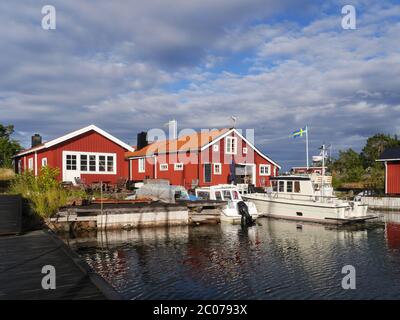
13, 125, 134, 184
125, 128, 280, 189
377, 147, 400, 195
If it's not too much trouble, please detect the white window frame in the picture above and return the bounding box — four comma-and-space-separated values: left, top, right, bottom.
138, 158, 145, 173
28, 158, 33, 171
259, 164, 271, 176
174, 163, 184, 171
225, 136, 237, 155
62, 151, 117, 175
213, 144, 219, 152
160, 163, 169, 171
41, 157, 48, 168
243, 147, 248, 154
213, 163, 222, 175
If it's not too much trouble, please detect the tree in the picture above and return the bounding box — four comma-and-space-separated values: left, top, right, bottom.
360, 133, 400, 168
0, 124, 22, 168
331, 149, 364, 183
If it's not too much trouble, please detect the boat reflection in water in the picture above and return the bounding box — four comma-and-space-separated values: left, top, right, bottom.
63, 215, 400, 299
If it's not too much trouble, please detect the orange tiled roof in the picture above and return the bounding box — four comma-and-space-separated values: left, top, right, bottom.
125, 128, 230, 158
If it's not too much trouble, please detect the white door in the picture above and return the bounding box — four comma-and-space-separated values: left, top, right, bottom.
63, 153, 80, 183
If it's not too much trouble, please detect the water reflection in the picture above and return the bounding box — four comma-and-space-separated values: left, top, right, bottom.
63, 214, 400, 299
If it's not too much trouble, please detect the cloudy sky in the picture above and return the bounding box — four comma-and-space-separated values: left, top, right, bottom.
1, 0, 399, 170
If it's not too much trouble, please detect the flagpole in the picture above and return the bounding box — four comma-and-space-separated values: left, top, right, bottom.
306, 125, 309, 170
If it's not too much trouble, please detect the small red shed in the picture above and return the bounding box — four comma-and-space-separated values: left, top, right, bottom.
125, 128, 280, 189
13, 125, 134, 184
291, 166, 324, 175
377, 147, 400, 195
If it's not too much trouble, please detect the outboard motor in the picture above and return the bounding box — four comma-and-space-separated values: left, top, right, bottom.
237, 201, 255, 227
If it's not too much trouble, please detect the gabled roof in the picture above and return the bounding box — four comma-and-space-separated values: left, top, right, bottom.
14, 125, 134, 157
125, 128, 230, 158
377, 147, 400, 161
125, 128, 281, 169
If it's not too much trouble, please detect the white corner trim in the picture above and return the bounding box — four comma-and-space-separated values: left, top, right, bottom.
34, 152, 38, 176
385, 161, 387, 194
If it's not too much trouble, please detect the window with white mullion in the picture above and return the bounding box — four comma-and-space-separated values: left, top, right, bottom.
213, 163, 222, 175
107, 156, 114, 172
99, 155, 106, 172
225, 137, 237, 155
138, 158, 145, 173
259, 164, 271, 176
80, 155, 88, 172
89, 155, 96, 172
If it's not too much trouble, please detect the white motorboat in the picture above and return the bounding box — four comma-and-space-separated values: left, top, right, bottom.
195, 184, 258, 223
243, 175, 376, 225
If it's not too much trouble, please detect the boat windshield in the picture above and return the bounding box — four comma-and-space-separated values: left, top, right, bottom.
197, 191, 210, 200
215, 191, 222, 200
223, 190, 232, 200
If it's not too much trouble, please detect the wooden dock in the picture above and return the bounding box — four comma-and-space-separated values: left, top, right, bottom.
49, 200, 227, 231
0, 229, 121, 300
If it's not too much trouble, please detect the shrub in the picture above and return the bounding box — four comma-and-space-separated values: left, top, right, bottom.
0, 167, 15, 181
9, 167, 87, 218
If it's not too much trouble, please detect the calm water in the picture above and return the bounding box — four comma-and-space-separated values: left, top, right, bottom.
63, 212, 400, 299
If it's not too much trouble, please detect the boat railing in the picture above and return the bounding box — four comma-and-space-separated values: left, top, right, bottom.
256, 192, 338, 203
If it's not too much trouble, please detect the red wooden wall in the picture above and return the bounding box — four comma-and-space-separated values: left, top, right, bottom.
16, 131, 130, 184
387, 162, 400, 195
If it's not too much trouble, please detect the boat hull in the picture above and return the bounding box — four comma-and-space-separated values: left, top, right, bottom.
220, 201, 258, 223
243, 194, 373, 225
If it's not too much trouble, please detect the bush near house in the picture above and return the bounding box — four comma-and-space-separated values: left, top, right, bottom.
9, 167, 87, 218
0, 168, 15, 180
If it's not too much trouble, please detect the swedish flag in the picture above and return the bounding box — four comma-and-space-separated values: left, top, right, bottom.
291, 127, 307, 138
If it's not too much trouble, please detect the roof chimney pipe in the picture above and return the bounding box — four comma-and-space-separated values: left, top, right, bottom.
137, 131, 148, 150
31, 134, 42, 148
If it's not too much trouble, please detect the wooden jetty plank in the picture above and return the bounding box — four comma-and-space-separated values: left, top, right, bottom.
0, 229, 121, 300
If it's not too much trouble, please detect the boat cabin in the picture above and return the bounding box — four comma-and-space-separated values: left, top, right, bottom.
195, 185, 243, 201
268, 175, 334, 198
269, 176, 313, 195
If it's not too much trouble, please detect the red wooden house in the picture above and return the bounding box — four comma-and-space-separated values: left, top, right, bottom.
125, 128, 280, 189
13, 125, 134, 184
377, 147, 400, 195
